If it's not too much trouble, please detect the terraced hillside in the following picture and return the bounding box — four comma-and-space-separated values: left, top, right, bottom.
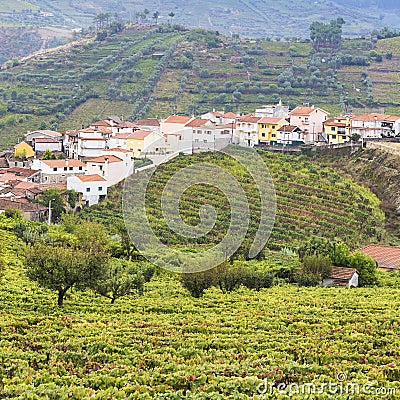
339, 36, 400, 115
83, 151, 389, 251
1, 27, 400, 151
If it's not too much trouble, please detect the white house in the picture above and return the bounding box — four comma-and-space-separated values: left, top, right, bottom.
160, 115, 195, 135
33, 137, 62, 153
236, 115, 262, 147
183, 118, 232, 152
67, 174, 107, 206
200, 111, 238, 125
102, 148, 134, 175
25, 130, 62, 145
289, 106, 329, 143
85, 155, 127, 186
255, 101, 290, 119
350, 114, 400, 139
31, 159, 86, 183
277, 125, 305, 146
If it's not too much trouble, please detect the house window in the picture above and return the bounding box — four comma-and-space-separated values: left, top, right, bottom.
53, 168, 57, 171
332, 135, 337, 139
194, 139, 199, 142
138, 149, 141, 152
331, 127, 335, 131
204, 139, 207, 143
271, 134, 276, 138
86, 188, 90, 192
305, 117, 309, 122
272, 126, 275, 129
99, 166, 103, 171
79, 166, 83, 171
64, 167, 67, 171
15, 162, 18, 166
98, 187, 103, 191
262, 132, 265, 137
69, 167, 73, 171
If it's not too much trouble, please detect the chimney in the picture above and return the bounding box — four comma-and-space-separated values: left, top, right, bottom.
104, 157, 109, 177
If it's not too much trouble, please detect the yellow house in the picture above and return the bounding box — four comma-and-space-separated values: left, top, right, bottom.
126, 129, 160, 158
323, 117, 351, 144
14, 141, 34, 159
258, 117, 289, 144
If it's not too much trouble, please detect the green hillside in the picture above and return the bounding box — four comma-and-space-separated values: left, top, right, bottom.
1, 26, 400, 151
1, 213, 400, 398
82, 151, 392, 251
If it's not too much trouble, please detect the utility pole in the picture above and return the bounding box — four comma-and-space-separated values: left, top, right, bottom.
48, 198, 55, 225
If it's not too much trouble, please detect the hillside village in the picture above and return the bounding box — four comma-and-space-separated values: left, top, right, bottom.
1, 102, 400, 220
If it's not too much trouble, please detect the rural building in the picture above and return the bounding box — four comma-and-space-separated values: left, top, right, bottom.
32, 159, 86, 183
323, 117, 351, 144
236, 115, 262, 147
0, 198, 47, 221
322, 267, 359, 287
289, 106, 329, 143
67, 174, 107, 206
258, 117, 289, 145
33, 137, 63, 153
358, 245, 400, 272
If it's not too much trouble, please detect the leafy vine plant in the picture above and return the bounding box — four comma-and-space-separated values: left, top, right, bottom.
122, 144, 276, 273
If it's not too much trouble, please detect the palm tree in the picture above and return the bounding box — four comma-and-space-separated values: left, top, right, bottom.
168, 12, 175, 25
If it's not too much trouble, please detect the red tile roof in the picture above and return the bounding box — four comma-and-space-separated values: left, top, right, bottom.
330, 267, 358, 280
128, 130, 153, 140
7, 167, 39, 177
352, 114, 399, 122
106, 148, 132, 153
324, 118, 348, 127
290, 106, 328, 116
135, 118, 160, 127
77, 174, 106, 182
114, 133, 133, 139
41, 159, 85, 168
239, 115, 261, 123
358, 245, 400, 270
0, 198, 47, 212
163, 115, 193, 124
223, 112, 239, 118
86, 155, 123, 164
185, 118, 210, 127
258, 117, 282, 124
277, 125, 301, 132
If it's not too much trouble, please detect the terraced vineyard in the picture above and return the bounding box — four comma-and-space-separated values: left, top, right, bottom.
84, 151, 389, 251
1, 27, 400, 151
0, 214, 400, 399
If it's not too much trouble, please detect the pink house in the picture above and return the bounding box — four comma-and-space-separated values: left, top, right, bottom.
289, 106, 329, 143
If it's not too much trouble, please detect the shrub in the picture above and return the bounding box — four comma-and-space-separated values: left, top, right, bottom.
302, 254, 332, 279
295, 272, 321, 287
348, 252, 377, 287
180, 268, 216, 298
